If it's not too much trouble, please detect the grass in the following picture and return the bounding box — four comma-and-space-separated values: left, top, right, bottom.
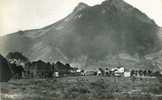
1, 76, 162, 100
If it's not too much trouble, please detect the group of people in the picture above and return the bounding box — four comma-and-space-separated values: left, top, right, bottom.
130, 70, 161, 77
80, 65, 162, 78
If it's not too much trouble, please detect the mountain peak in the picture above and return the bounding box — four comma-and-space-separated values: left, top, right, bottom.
74, 2, 89, 12
102, 0, 124, 5
1, 0, 161, 63
78, 2, 89, 7
101, 0, 156, 25
101, 0, 130, 10
101, 0, 130, 12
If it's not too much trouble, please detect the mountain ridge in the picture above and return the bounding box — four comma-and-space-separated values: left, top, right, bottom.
0, 0, 161, 68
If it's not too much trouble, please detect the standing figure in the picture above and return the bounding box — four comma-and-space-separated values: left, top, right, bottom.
105, 68, 110, 76
97, 68, 104, 76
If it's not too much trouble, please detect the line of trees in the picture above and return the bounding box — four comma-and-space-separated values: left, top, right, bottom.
0, 52, 78, 82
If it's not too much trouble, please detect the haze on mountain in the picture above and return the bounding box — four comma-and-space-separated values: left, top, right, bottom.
0, 0, 161, 67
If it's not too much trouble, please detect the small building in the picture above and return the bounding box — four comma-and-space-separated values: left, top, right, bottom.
29, 60, 53, 78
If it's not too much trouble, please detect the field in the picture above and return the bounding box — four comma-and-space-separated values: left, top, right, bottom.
1, 76, 162, 100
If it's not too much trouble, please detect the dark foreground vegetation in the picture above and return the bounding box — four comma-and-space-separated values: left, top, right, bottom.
1, 52, 162, 100
1, 76, 162, 100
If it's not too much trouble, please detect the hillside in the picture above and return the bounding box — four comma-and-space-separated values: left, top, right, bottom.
0, 0, 161, 68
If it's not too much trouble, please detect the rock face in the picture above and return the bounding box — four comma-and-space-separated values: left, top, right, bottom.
0, 54, 12, 82
0, 0, 161, 66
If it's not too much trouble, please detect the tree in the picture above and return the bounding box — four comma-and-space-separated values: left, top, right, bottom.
0, 54, 12, 82
6, 52, 29, 63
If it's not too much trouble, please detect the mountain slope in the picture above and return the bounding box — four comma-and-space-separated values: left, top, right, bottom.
0, 0, 161, 66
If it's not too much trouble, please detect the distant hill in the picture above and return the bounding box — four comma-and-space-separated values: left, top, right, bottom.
0, 0, 161, 68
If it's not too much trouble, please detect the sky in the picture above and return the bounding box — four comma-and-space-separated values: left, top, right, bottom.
0, 0, 162, 36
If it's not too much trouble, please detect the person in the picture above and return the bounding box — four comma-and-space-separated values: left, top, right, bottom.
105, 68, 110, 76
131, 70, 135, 77
80, 69, 85, 76
98, 68, 104, 76
97, 70, 102, 76
147, 70, 152, 76
143, 70, 147, 76
55, 72, 59, 78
